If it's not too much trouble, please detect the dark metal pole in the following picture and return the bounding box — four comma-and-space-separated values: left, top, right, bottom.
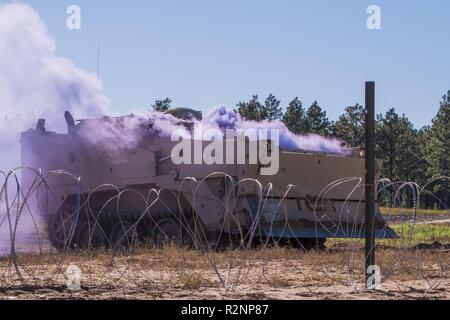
365, 81, 376, 287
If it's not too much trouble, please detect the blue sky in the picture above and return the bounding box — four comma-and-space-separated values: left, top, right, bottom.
14, 0, 450, 127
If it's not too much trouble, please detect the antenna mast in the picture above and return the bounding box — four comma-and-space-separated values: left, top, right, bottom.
97, 42, 101, 79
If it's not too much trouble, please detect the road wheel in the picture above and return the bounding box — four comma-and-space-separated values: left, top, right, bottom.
110, 220, 138, 250
296, 238, 326, 250
48, 204, 78, 250
152, 218, 184, 247
75, 221, 107, 249
48, 214, 71, 250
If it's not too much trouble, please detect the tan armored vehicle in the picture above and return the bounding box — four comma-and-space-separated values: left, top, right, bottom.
21, 109, 396, 250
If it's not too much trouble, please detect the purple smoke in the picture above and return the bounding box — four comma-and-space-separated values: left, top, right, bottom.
199, 106, 346, 154
78, 105, 347, 158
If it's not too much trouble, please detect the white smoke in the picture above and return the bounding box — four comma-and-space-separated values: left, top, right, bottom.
0, 2, 345, 172
0, 3, 110, 253
0, 3, 109, 170
0, 3, 349, 255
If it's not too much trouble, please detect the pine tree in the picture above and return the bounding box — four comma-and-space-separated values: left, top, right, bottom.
236, 94, 282, 121
425, 91, 450, 178
424, 91, 450, 207
305, 101, 330, 136
376, 108, 424, 182
283, 97, 307, 134
151, 98, 172, 112
236, 95, 263, 121
263, 94, 283, 121
331, 103, 365, 147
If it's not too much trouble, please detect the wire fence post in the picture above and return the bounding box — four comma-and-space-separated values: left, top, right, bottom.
365, 81, 376, 288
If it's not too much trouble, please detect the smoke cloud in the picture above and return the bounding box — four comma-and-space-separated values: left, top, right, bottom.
0, 3, 347, 254
0, 2, 345, 172
0, 3, 109, 170
199, 106, 346, 154
0, 3, 110, 253
76, 105, 347, 163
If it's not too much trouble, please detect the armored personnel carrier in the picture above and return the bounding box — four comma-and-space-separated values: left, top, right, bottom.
21, 109, 396, 250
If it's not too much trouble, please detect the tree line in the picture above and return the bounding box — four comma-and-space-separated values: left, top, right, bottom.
152, 92, 449, 209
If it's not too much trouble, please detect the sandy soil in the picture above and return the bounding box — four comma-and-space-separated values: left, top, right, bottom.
0, 246, 448, 300
0, 210, 448, 300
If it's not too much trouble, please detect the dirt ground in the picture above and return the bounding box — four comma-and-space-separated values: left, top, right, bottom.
0, 246, 448, 300
0, 280, 448, 300
1, 209, 448, 300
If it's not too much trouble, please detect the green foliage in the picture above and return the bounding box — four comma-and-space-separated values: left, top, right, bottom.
263, 94, 283, 120
424, 92, 450, 179
305, 101, 330, 136
423, 92, 450, 208
236, 95, 264, 121
236, 94, 282, 121
151, 98, 172, 112
376, 108, 426, 183
283, 97, 307, 134
331, 103, 365, 147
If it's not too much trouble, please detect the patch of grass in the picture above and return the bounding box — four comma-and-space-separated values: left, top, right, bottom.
327, 223, 450, 247
390, 224, 450, 244
380, 207, 449, 216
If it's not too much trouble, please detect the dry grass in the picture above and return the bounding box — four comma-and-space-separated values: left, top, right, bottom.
0, 245, 448, 300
